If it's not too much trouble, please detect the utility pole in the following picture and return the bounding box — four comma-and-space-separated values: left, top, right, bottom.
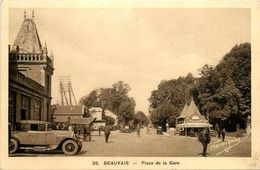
59, 76, 77, 105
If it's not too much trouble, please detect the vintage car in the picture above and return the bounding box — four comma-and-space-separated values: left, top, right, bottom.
122, 125, 131, 133
157, 126, 163, 134
9, 120, 82, 155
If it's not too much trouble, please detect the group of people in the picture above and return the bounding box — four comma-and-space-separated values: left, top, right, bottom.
53, 123, 68, 130
68, 124, 111, 143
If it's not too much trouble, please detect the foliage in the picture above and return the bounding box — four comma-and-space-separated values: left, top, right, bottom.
104, 115, 116, 126
149, 43, 251, 130
149, 73, 197, 127
134, 111, 149, 125
197, 43, 251, 125
79, 81, 136, 124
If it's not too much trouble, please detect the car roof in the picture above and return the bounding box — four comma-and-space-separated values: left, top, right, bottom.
17, 120, 51, 124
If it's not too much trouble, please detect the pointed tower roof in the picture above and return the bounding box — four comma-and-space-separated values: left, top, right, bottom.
177, 103, 189, 119
11, 11, 42, 54
186, 100, 205, 119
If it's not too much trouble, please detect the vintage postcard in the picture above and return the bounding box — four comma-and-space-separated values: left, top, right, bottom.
1, 0, 260, 169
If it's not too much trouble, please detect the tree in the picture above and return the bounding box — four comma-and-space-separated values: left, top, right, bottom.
149, 43, 251, 131
79, 81, 136, 125
134, 111, 149, 125
149, 73, 196, 127
79, 90, 98, 116
117, 98, 135, 124
197, 43, 251, 130
104, 115, 115, 126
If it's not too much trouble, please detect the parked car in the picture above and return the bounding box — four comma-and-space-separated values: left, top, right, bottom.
157, 126, 163, 134
122, 125, 131, 133
9, 120, 82, 155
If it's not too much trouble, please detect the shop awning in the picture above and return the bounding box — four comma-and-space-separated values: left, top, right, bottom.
70, 117, 96, 125
54, 117, 96, 125
176, 122, 213, 128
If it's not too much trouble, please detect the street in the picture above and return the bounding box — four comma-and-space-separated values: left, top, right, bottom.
10, 128, 251, 157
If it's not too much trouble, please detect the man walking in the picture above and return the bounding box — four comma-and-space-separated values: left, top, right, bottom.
98, 126, 102, 136
86, 125, 91, 142
83, 125, 87, 141
104, 124, 111, 143
73, 124, 78, 138
198, 128, 211, 157
136, 124, 141, 137
217, 127, 221, 139
222, 128, 226, 142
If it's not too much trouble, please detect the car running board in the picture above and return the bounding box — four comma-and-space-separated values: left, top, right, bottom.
19, 146, 57, 151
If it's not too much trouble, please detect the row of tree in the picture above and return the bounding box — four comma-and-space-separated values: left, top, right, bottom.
80, 81, 148, 126
149, 43, 251, 131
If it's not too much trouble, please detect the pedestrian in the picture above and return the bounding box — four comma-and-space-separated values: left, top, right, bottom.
217, 127, 221, 139
68, 124, 73, 132
83, 125, 87, 141
222, 128, 226, 142
104, 124, 111, 143
98, 126, 102, 136
146, 127, 150, 134
198, 128, 211, 157
85, 124, 91, 141
137, 124, 141, 137
73, 124, 78, 138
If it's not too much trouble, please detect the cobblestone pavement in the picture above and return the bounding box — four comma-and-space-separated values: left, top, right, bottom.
10, 128, 251, 157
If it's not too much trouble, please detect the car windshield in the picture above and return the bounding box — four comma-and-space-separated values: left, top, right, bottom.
17, 123, 29, 132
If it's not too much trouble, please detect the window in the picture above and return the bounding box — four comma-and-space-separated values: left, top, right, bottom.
9, 91, 16, 124
21, 95, 30, 120
30, 124, 46, 131
30, 124, 38, 131
46, 103, 49, 121
35, 99, 41, 120
47, 75, 50, 91
38, 124, 46, 131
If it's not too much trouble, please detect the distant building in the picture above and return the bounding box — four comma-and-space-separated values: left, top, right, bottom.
89, 107, 102, 120
89, 106, 118, 129
52, 105, 84, 123
9, 11, 54, 131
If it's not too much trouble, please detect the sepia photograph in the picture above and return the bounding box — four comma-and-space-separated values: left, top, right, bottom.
1, 1, 260, 169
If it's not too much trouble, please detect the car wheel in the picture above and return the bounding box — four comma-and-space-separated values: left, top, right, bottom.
62, 140, 79, 155
9, 138, 19, 154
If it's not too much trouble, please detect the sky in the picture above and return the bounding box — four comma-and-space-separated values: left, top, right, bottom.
9, 8, 251, 114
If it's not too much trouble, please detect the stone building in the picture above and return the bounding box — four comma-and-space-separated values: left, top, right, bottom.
8, 11, 54, 130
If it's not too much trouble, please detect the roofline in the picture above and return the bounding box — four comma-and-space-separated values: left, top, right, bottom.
17, 120, 51, 123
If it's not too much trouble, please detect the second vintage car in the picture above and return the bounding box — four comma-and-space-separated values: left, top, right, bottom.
9, 120, 82, 155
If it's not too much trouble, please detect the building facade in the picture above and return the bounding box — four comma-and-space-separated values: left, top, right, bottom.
52, 105, 84, 123
9, 11, 54, 131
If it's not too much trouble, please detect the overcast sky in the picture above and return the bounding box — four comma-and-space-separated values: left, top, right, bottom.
9, 8, 250, 114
